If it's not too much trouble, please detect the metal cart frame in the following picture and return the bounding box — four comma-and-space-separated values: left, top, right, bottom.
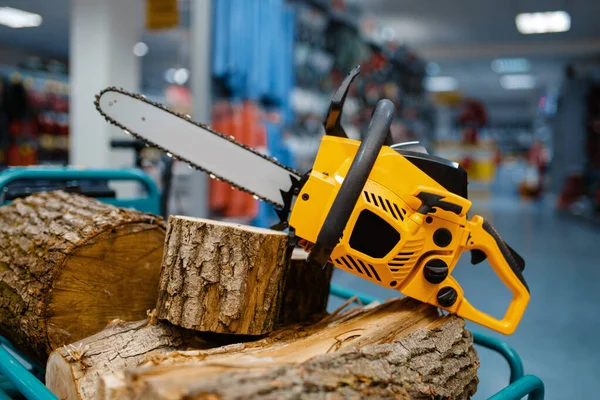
0, 167, 544, 399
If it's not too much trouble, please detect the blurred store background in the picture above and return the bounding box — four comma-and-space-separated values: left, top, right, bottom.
0, 0, 599, 398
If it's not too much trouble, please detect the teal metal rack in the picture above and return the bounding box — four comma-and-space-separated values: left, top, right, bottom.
0, 167, 544, 399
0, 167, 161, 215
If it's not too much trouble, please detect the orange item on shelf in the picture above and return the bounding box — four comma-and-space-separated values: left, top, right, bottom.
6, 145, 19, 166
207, 100, 268, 221
20, 143, 37, 165
7, 143, 36, 166
244, 107, 267, 217
209, 101, 234, 215
225, 101, 254, 219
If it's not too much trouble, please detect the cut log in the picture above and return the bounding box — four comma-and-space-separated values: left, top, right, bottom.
101, 298, 480, 400
45, 317, 213, 400
278, 248, 333, 326
0, 191, 166, 362
156, 216, 291, 336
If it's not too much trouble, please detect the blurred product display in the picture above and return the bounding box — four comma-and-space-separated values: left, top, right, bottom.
0, 62, 69, 168
555, 68, 600, 222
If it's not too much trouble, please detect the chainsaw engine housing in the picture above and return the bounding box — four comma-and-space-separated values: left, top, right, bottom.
289, 135, 473, 294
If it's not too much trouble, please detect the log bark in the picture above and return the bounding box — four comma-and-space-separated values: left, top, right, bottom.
156, 216, 291, 336
0, 191, 166, 362
101, 298, 480, 400
45, 317, 213, 400
278, 248, 333, 326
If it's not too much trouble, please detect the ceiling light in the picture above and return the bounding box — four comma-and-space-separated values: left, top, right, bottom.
426, 62, 440, 76
424, 76, 458, 92
0, 7, 42, 28
491, 58, 531, 74
500, 74, 536, 90
515, 11, 571, 34
133, 42, 148, 57
173, 68, 189, 85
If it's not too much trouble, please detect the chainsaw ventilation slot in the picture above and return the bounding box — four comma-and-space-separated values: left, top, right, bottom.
362, 191, 404, 221
369, 264, 381, 281
335, 256, 381, 282
339, 257, 353, 271
349, 209, 400, 259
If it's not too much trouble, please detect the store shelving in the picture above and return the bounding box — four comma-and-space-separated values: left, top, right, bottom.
289, 0, 433, 174
0, 62, 70, 168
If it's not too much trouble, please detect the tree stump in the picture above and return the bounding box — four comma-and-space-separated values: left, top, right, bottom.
156, 216, 291, 335
278, 248, 333, 326
100, 298, 480, 399
45, 316, 213, 400
0, 191, 166, 362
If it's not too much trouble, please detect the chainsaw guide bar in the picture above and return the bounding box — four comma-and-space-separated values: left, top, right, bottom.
95, 87, 302, 209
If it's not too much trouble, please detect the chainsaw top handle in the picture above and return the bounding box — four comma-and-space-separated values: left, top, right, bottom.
307, 99, 395, 268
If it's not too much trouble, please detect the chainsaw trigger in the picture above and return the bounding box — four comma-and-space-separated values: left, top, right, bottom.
469, 242, 524, 272
470, 249, 487, 265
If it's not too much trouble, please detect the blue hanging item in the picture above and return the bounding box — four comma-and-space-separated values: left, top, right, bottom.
246, 0, 262, 100
282, 6, 296, 123
226, 0, 246, 94
212, 0, 229, 78
212, 0, 295, 104
256, 0, 272, 98
256, 0, 271, 99
211, 0, 298, 228
270, 0, 284, 103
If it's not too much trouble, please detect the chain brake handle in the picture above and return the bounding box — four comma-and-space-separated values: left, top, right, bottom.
307, 98, 395, 268
323, 65, 394, 146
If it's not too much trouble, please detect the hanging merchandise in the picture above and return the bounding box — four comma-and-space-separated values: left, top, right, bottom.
224, 101, 263, 220
207, 100, 270, 223
210, 0, 297, 225
209, 100, 234, 216
212, 0, 295, 108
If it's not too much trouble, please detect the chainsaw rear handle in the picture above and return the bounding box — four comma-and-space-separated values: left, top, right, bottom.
307, 99, 395, 268
456, 215, 530, 334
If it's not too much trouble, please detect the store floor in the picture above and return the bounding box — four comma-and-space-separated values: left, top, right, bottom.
328, 188, 600, 399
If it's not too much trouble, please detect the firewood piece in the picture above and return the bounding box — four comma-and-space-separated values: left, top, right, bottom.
0, 191, 166, 363
156, 216, 291, 335
101, 298, 480, 399
45, 318, 212, 400
278, 248, 333, 326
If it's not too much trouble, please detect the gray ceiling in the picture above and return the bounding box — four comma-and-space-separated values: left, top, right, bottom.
1, 0, 600, 123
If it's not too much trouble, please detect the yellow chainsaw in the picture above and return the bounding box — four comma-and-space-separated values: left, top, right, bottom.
95, 66, 530, 335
